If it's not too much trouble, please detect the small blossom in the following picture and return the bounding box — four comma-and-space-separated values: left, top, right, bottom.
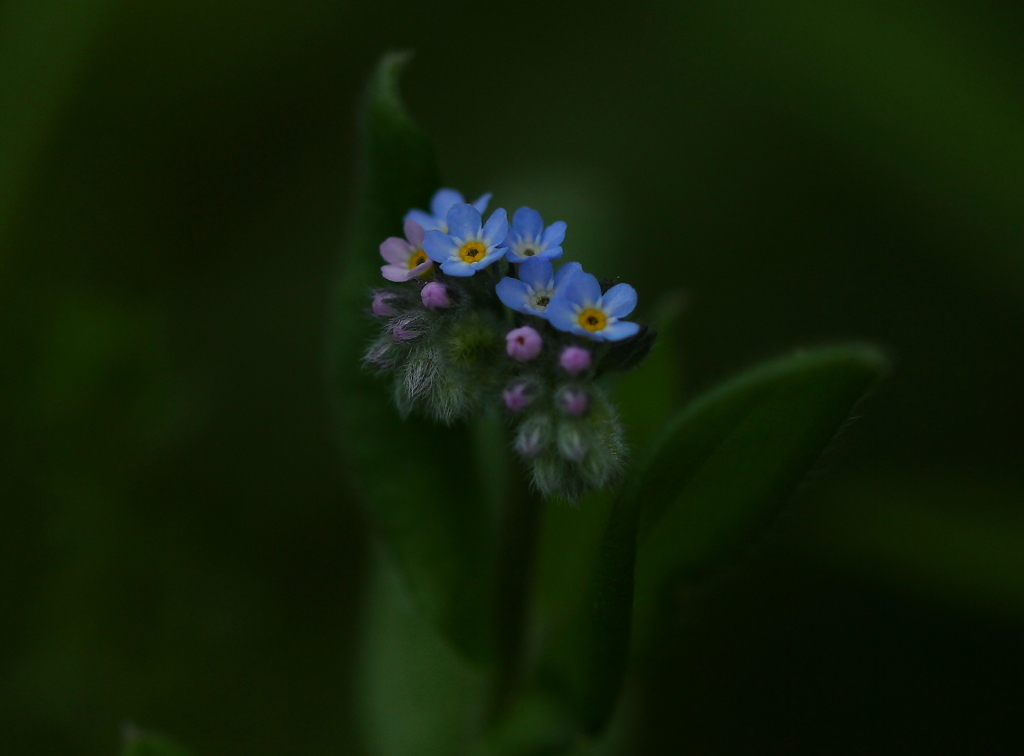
424, 204, 508, 277
496, 258, 581, 318
559, 346, 592, 375
505, 325, 543, 361
546, 269, 641, 342
380, 219, 432, 282
557, 386, 589, 416
504, 206, 567, 263
405, 188, 492, 232
420, 281, 451, 309
371, 290, 398, 317
503, 381, 534, 412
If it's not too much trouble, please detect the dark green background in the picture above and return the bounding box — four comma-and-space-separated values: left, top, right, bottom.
2, 0, 1022, 753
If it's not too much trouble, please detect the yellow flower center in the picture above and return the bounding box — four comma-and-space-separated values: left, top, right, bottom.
408, 250, 428, 269
459, 241, 487, 263
578, 308, 607, 332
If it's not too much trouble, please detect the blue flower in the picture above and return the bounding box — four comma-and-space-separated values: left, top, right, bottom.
423, 203, 508, 276
504, 206, 567, 263
546, 270, 640, 341
405, 188, 492, 232
496, 258, 582, 318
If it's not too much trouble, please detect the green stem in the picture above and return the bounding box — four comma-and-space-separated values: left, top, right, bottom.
488, 461, 544, 723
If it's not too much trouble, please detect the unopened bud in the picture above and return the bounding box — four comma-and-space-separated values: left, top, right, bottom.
506, 326, 543, 362
515, 415, 551, 457
371, 290, 397, 317
389, 315, 424, 342
559, 346, 592, 375
557, 386, 589, 416
420, 281, 451, 309
503, 381, 534, 413
364, 341, 393, 370
557, 423, 588, 462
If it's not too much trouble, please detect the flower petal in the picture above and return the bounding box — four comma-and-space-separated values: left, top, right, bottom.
496, 278, 533, 313
512, 206, 544, 240
541, 220, 567, 247
518, 257, 554, 288
424, 230, 458, 262
431, 188, 465, 219
554, 261, 583, 288
481, 207, 509, 247
471, 192, 492, 214
447, 204, 481, 240
381, 264, 411, 282
472, 247, 505, 270
545, 297, 579, 333
404, 218, 425, 247
408, 260, 433, 278
380, 237, 411, 265
440, 259, 475, 276
404, 208, 442, 232
536, 245, 563, 261
557, 270, 602, 308
601, 320, 641, 341
601, 283, 637, 319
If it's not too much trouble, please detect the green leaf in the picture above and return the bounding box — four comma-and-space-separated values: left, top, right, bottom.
357, 549, 488, 756
632, 344, 887, 646
798, 474, 1024, 622
542, 344, 885, 735
0, 0, 116, 262
327, 53, 494, 664
121, 730, 194, 756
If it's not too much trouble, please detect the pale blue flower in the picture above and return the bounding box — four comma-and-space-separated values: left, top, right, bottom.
496, 258, 581, 318
423, 203, 508, 276
546, 270, 640, 341
405, 188, 492, 232
504, 206, 566, 263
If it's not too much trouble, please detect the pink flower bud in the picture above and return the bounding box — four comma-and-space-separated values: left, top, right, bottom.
506, 326, 543, 362
503, 381, 534, 412
420, 281, 451, 309
559, 346, 591, 375
558, 387, 589, 416
371, 291, 397, 317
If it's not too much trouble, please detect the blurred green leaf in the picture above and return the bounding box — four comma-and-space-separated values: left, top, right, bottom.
327, 53, 494, 664
799, 474, 1024, 622
632, 345, 886, 646
0, 0, 115, 262
542, 345, 884, 735
357, 550, 488, 756
121, 730, 194, 756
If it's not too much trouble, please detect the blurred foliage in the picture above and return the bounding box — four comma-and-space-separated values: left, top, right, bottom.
1, 0, 1022, 754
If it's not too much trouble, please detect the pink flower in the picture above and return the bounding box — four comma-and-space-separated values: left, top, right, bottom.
371, 290, 397, 317
380, 219, 432, 282
506, 326, 543, 362
559, 346, 591, 375
420, 281, 451, 309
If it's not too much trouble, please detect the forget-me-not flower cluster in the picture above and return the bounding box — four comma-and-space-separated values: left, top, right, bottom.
365, 187, 654, 499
